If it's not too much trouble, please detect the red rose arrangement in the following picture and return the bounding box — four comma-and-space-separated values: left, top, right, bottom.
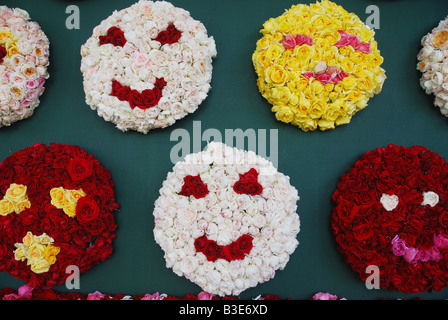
194, 234, 253, 262
331, 144, 448, 293
110, 78, 167, 110
0, 143, 119, 289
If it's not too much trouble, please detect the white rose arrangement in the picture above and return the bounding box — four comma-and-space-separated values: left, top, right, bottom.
80, 0, 217, 134
0, 6, 50, 128
417, 16, 448, 116
153, 142, 301, 296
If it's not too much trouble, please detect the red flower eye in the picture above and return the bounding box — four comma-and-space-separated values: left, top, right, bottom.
179, 175, 209, 199
154, 24, 182, 45
99, 26, 127, 47
233, 168, 263, 196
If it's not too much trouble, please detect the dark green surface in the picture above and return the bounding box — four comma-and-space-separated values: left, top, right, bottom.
1, 0, 448, 300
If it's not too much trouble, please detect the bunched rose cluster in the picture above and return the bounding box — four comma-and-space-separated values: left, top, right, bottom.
0, 143, 119, 289
0, 6, 50, 128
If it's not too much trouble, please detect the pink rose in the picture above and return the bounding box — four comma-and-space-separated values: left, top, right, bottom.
403, 247, 419, 265
282, 34, 297, 49
391, 235, 408, 256
87, 291, 105, 300
434, 234, 448, 250
315, 73, 332, 85
198, 292, 214, 300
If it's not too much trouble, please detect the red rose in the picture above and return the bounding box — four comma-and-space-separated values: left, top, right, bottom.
76, 197, 100, 224
166, 24, 182, 43
141, 88, 157, 108
68, 157, 94, 181
128, 90, 144, 109
179, 175, 209, 199
116, 86, 131, 102
194, 234, 208, 252
0, 46, 6, 63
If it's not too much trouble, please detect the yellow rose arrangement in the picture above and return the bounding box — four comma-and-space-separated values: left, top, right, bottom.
0, 183, 31, 216
13, 231, 61, 274
252, 0, 386, 131
50, 187, 86, 218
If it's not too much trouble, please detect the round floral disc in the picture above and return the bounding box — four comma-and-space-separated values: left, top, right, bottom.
0, 6, 50, 128
252, 0, 386, 132
417, 16, 448, 116
331, 144, 448, 293
153, 142, 301, 296
0, 143, 119, 288
80, 0, 217, 134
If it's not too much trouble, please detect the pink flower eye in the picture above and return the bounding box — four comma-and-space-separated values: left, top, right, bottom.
233, 168, 263, 196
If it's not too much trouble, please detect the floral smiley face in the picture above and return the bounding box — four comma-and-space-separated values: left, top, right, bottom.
153, 142, 301, 296
81, 0, 217, 134
252, 0, 386, 132
0, 143, 119, 289
331, 144, 448, 293
0, 6, 50, 128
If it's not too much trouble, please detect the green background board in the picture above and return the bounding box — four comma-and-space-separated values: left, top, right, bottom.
0, 0, 448, 300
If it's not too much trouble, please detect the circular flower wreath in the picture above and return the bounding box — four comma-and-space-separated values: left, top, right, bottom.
252, 0, 386, 132
417, 16, 448, 116
153, 142, 300, 296
331, 144, 448, 293
0, 6, 50, 128
0, 143, 119, 289
80, 0, 217, 134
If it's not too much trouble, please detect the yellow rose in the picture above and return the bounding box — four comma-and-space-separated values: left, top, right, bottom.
340, 57, 356, 74
50, 187, 66, 209
318, 119, 335, 131
15, 199, 31, 213
356, 70, 375, 92
348, 88, 363, 101
350, 51, 365, 64
0, 199, 14, 216
335, 115, 352, 126
44, 244, 61, 265
37, 233, 53, 246
293, 44, 314, 67
285, 57, 302, 71
309, 100, 326, 119
273, 105, 294, 123
27, 243, 45, 263
266, 64, 288, 85
310, 80, 324, 95
5, 184, 28, 203
298, 118, 318, 132
14, 246, 26, 261
63, 203, 77, 218
265, 44, 284, 62
341, 76, 357, 91
30, 259, 51, 274
256, 36, 272, 50
323, 103, 343, 122
0, 30, 14, 45
22, 231, 35, 247
367, 53, 384, 67
271, 87, 292, 103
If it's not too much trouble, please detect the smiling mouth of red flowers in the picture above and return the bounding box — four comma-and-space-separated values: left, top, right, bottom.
194, 234, 254, 262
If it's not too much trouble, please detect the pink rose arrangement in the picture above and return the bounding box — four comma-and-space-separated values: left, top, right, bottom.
0, 6, 50, 128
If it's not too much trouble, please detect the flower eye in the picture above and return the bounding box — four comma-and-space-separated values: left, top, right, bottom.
154, 24, 182, 45
179, 175, 209, 199
99, 26, 127, 47
380, 190, 440, 211
233, 168, 263, 196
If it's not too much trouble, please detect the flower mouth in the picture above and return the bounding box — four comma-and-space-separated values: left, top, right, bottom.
194, 234, 253, 262
303, 61, 348, 85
